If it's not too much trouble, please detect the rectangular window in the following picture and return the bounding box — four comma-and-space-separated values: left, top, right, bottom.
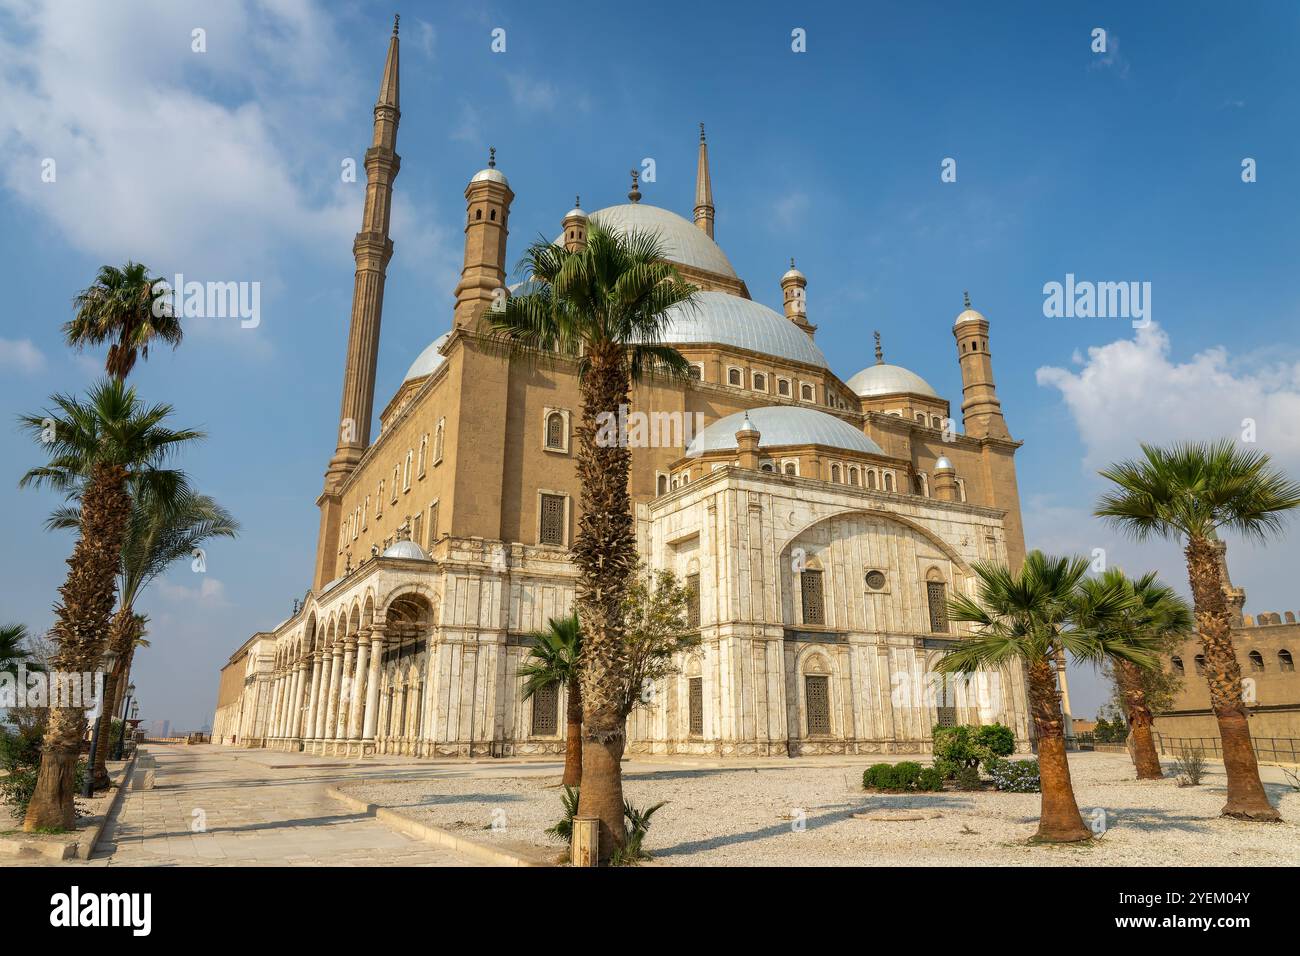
805, 675, 830, 735
531, 682, 559, 735
927, 581, 949, 632
411, 512, 422, 549
686, 573, 700, 629
539, 493, 565, 546
688, 677, 703, 736
362, 497, 368, 530
391, 467, 399, 503
428, 501, 439, 547
801, 570, 825, 626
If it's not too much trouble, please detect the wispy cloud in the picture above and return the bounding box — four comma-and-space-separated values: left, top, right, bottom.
1087, 31, 1131, 80
0, 337, 46, 373
506, 72, 559, 112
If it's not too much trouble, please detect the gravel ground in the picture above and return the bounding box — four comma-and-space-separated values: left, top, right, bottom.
339, 753, 1300, 866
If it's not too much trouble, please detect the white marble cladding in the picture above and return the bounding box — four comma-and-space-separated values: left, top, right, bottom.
226, 470, 1030, 760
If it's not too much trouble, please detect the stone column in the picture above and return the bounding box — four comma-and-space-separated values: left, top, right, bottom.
323, 645, 343, 740
337, 638, 357, 739
362, 627, 385, 740
290, 663, 307, 738
349, 636, 371, 740
305, 653, 323, 739
271, 674, 286, 738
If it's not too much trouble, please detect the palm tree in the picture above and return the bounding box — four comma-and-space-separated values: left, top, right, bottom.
1097, 441, 1300, 821
49, 484, 238, 788
939, 551, 1144, 842
65, 262, 182, 381
1075, 570, 1192, 779
519, 614, 583, 787
17, 379, 203, 830
1, 623, 35, 673
489, 224, 698, 861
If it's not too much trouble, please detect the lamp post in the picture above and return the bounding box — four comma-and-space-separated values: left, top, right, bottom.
83, 648, 120, 797
113, 682, 136, 760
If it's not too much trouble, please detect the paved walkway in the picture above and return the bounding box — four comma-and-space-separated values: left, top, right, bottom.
79, 744, 485, 866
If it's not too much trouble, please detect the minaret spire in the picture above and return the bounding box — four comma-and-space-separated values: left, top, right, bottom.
316, 22, 403, 588
874, 331, 883, 364
694, 122, 715, 238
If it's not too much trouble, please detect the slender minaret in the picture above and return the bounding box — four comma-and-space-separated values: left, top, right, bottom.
325, 16, 402, 488
561, 195, 587, 252
953, 292, 1010, 440
781, 259, 814, 336
313, 19, 401, 591
694, 123, 714, 238
453, 147, 514, 329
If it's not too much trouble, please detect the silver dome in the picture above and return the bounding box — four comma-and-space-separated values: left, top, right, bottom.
686, 406, 883, 457
955, 307, 985, 325
561, 204, 738, 278
382, 540, 428, 560
470, 167, 509, 186
845, 363, 939, 398
402, 331, 451, 384
655, 290, 828, 368
934, 455, 954, 471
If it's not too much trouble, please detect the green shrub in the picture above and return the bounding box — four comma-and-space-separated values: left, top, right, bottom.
916, 766, 945, 791
932, 725, 990, 777
954, 765, 983, 790
546, 785, 580, 842
974, 723, 1015, 758
986, 758, 1040, 793
611, 799, 667, 865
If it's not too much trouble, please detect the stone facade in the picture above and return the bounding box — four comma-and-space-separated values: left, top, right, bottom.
211, 23, 1033, 760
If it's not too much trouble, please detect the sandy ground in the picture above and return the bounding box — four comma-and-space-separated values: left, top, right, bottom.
339, 752, 1300, 866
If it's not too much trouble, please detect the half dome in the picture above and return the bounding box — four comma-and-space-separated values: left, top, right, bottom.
845, 363, 939, 399
686, 406, 883, 457
382, 540, 428, 560
402, 331, 451, 385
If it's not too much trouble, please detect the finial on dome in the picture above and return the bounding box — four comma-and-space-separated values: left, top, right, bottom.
575, 194, 580, 208
963, 290, 971, 309
790, 257, 796, 269
488, 146, 496, 168
700, 122, 706, 143
874, 331, 883, 365
628, 168, 641, 203
393, 13, 400, 35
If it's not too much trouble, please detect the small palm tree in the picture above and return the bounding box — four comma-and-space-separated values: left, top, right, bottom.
1075, 570, 1191, 780
0, 623, 35, 673
49, 484, 237, 788
489, 224, 698, 861
939, 551, 1143, 842
519, 614, 583, 787
17, 379, 203, 829
65, 262, 182, 381
1097, 440, 1300, 821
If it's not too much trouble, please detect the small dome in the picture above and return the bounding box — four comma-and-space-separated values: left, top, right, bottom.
934, 455, 954, 471
559, 204, 739, 278
845, 363, 939, 398
687, 406, 883, 457
736, 412, 758, 434
653, 290, 828, 368
955, 307, 985, 326
471, 167, 509, 186
382, 540, 428, 560
402, 331, 451, 384
781, 260, 805, 283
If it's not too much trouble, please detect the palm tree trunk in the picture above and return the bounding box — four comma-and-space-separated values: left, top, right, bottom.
572, 345, 636, 862
563, 680, 583, 788
1027, 655, 1091, 842
1185, 536, 1280, 821
24, 462, 131, 831
91, 610, 137, 788
1115, 658, 1163, 780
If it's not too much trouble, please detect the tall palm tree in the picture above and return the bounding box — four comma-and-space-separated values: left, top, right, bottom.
1, 623, 35, 673
1097, 440, 1300, 821
49, 485, 238, 788
65, 262, 182, 381
939, 551, 1145, 842
489, 224, 698, 861
519, 614, 583, 787
17, 379, 203, 829
1075, 570, 1192, 779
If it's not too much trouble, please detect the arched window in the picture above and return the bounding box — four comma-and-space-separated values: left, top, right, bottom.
688, 365, 702, 380
848, 466, 859, 486
926, 576, 948, 633
830, 464, 841, 483
531, 682, 558, 735
1171, 655, 1184, 675
883, 472, 894, 492
753, 372, 767, 391
475, 208, 482, 220
1280, 649, 1295, 672
915, 412, 926, 423
433, 419, 445, 463
417, 434, 428, 477
545, 411, 565, 450
403, 450, 413, 491
868, 470, 877, 490
777, 378, 791, 397
1194, 654, 1206, 675
685, 573, 701, 629
800, 570, 825, 626
1249, 650, 1265, 673
728, 367, 742, 386
783, 461, 797, 476
913, 475, 925, 495
761, 462, 775, 473
800, 383, 814, 401
656, 474, 668, 495
489, 208, 496, 221
932, 416, 943, 429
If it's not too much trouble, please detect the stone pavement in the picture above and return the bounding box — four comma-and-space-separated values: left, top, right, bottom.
20, 744, 494, 867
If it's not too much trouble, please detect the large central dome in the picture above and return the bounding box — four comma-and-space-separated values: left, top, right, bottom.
656, 290, 828, 368
687, 406, 883, 457
580, 204, 739, 278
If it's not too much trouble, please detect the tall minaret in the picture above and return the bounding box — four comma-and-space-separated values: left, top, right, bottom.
953, 292, 1010, 440
780, 259, 815, 336
313, 18, 401, 591
693, 122, 714, 238
452, 147, 514, 329
325, 16, 402, 488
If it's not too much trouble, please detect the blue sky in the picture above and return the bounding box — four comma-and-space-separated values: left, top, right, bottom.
1, 0, 1298, 730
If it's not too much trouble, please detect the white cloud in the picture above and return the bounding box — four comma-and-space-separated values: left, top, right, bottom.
0, 337, 46, 373
505, 72, 559, 112
156, 575, 229, 608
772, 192, 810, 231
450, 101, 482, 143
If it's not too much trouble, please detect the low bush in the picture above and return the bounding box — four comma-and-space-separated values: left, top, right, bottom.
932, 723, 1016, 779
953, 765, 983, 790
1172, 746, 1206, 787
864, 761, 939, 792
986, 758, 1041, 793
916, 766, 945, 792
974, 723, 1016, 758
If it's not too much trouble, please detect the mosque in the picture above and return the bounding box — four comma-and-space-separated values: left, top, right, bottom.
212, 21, 1033, 757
